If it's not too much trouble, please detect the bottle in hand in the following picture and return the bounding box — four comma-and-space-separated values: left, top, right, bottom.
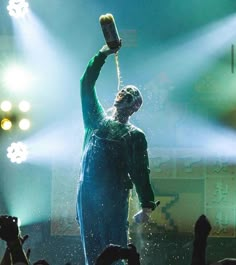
99, 13, 121, 49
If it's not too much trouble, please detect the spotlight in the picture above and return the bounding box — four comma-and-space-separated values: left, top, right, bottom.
19, 100, 30, 112
18, 118, 30, 130
1, 118, 12, 130
0, 101, 12, 112
7, 142, 28, 164
7, 0, 29, 19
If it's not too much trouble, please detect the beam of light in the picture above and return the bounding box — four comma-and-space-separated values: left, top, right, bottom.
10, 11, 81, 109
144, 13, 236, 92
147, 107, 236, 163
178, 124, 236, 161
1, 101, 12, 112
174, 110, 236, 160
19, 118, 83, 229
21, 119, 83, 166
1, 118, 12, 130
7, 142, 28, 164
3, 173, 50, 227
2, 11, 83, 230
7, 0, 29, 19
3, 64, 33, 91
9, 10, 83, 154
1, 140, 51, 227
135, 14, 236, 164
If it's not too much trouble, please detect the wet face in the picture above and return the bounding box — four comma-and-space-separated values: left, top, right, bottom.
114, 86, 142, 111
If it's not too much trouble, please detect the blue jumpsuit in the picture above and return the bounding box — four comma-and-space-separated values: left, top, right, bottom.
77, 51, 156, 265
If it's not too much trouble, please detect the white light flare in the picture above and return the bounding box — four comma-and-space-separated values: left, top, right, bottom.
3, 65, 33, 91
7, 142, 28, 164
7, 0, 29, 19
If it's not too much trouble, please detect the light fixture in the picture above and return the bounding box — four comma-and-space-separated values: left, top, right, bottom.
7, 0, 29, 19
18, 118, 30, 130
19, 100, 31, 112
7, 142, 28, 164
0, 101, 12, 112
1, 118, 12, 130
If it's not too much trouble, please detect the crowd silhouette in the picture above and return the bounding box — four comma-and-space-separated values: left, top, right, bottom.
1, 214, 235, 265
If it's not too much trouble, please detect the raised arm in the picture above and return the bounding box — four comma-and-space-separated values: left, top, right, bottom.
80, 51, 106, 130
0, 216, 29, 265
80, 45, 121, 131
0, 248, 11, 265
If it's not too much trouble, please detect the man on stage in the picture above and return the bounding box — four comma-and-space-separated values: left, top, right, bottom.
76, 43, 157, 265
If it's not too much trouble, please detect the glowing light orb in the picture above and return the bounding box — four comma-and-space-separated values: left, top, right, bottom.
7, 0, 29, 18
0, 101, 12, 112
1, 118, 12, 130
18, 118, 30, 130
7, 142, 28, 164
19, 100, 31, 112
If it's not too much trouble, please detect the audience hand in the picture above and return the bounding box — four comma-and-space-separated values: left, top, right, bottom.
127, 244, 140, 265
95, 244, 122, 265
95, 243, 140, 265
33, 260, 50, 265
0, 216, 19, 242
194, 214, 212, 240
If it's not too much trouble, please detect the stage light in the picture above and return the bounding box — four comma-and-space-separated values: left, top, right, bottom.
19, 100, 30, 112
7, 142, 28, 164
7, 0, 29, 19
3, 65, 32, 91
18, 118, 30, 130
1, 118, 12, 130
1, 101, 12, 112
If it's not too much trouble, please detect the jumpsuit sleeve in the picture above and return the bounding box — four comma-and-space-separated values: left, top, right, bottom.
129, 130, 156, 210
80, 51, 107, 131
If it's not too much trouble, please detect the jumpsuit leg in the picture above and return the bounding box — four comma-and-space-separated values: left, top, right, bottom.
77, 183, 130, 265
105, 188, 130, 265
77, 182, 107, 265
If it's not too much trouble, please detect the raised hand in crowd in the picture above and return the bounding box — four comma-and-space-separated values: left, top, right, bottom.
0, 215, 29, 265
95, 243, 140, 265
191, 214, 212, 265
33, 259, 50, 265
194, 214, 212, 240
126, 244, 140, 265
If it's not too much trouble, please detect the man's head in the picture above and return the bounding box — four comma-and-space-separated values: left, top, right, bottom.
114, 85, 143, 114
